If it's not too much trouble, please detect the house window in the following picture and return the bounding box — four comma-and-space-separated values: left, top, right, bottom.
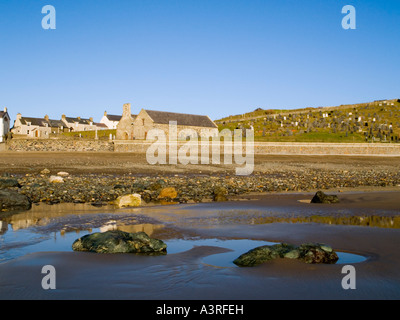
27, 130, 30, 134
142, 119, 145, 126
27, 122, 31, 126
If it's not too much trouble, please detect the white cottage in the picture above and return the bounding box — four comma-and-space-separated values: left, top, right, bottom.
0, 107, 11, 142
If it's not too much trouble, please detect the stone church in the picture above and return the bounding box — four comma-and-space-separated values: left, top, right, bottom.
116, 103, 218, 140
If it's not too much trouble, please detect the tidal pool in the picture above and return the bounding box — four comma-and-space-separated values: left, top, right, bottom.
165, 238, 368, 267
0, 224, 367, 267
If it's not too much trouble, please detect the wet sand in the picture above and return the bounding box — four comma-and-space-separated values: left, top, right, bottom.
1, 191, 400, 300
1, 151, 400, 175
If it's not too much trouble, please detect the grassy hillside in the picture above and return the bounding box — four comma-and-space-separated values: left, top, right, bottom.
216, 99, 400, 143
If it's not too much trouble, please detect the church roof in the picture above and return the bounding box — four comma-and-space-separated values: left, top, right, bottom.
144, 110, 217, 128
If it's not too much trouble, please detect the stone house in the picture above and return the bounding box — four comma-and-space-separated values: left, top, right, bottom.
133, 109, 218, 140
11, 113, 52, 138
61, 115, 96, 132
0, 107, 11, 142
44, 115, 66, 134
116, 103, 218, 140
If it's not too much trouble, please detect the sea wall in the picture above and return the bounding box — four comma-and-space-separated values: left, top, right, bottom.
4, 139, 400, 155
6, 139, 114, 152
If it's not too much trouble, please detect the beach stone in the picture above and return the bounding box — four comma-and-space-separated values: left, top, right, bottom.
0, 178, 21, 189
40, 168, 50, 174
71, 230, 167, 254
233, 242, 338, 267
57, 171, 69, 177
0, 189, 32, 212
213, 186, 228, 202
158, 187, 178, 199
311, 191, 339, 204
49, 175, 64, 183
115, 193, 141, 208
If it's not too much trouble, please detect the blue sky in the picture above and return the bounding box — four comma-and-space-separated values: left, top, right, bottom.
0, 0, 399, 122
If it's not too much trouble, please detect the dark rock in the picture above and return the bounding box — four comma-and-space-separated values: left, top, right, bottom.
72, 230, 167, 254
233, 242, 338, 267
311, 191, 339, 204
0, 178, 21, 189
0, 189, 32, 211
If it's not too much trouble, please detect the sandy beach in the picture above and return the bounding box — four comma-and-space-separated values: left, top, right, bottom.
0, 152, 400, 301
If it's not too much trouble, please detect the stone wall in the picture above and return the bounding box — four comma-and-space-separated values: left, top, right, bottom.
114, 141, 400, 156
6, 139, 114, 152
4, 139, 400, 155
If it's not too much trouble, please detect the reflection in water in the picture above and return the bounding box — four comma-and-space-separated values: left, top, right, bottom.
247, 215, 400, 228
0, 221, 165, 263
98, 221, 164, 236
187, 211, 400, 229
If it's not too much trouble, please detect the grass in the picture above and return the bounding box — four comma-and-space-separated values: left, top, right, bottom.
58, 129, 116, 140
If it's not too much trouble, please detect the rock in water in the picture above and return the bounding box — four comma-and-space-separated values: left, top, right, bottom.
0, 189, 32, 212
311, 191, 339, 204
233, 242, 338, 267
233, 243, 296, 267
72, 230, 167, 254
115, 194, 141, 207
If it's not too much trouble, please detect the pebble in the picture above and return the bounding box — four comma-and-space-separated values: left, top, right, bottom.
7, 168, 400, 206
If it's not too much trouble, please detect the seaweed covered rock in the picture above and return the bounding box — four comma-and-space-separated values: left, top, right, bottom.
72, 230, 167, 254
233, 242, 338, 267
311, 191, 339, 204
297, 243, 338, 264
233, 243, 296, 267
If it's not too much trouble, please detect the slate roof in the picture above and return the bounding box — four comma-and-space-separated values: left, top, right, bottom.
107, 114, 137, 121
48, 119, 65, 128
106, 114, 122, 121
144, 110, 217, 128
18, 117, 64, 128
94, 122, 108, 128
19, 117, 50, 127
0, 111, 9, 119
64, 117, 92, 125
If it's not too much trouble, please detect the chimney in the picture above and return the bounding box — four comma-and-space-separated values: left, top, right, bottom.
3, 107, 7, 113
44, 115, 49, 121
61, 114, 66, 120
122, 103, 131, 117
104, 111, 107, 116
16, 113, 22, 120
89, 117, 93, 122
